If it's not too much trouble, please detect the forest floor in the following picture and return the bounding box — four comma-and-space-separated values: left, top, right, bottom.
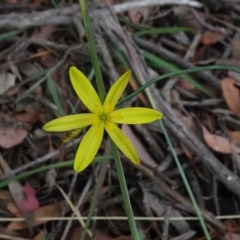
1, 0, 240, 239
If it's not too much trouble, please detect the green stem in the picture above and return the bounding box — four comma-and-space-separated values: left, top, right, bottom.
111, 140, 139, 240
117, 65, 240, 106
78, 0, 106, 102
143, 83, 211, 239
159, 121, 211, 240
0, 156, 112, 190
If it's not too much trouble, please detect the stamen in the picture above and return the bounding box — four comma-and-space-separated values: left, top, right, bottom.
91, 115, 99, 124
104, 105, 114, 114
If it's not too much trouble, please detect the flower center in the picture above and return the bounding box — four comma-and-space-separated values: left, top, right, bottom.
99, 112, 108, 122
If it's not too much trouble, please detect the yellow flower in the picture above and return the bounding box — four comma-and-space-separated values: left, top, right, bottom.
43, 67, 162, 172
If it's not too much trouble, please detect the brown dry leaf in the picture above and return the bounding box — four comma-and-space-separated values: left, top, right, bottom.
7, 200, 66, 230
225, 233, 240, 240
0, 113, 28, 149
14, 107, 39, 124
228, 131, 240, 146
178, 77, 194, 90
0, 153, 34, 230
39, 48, 57, 68
31, 26, 54, 41
33, 230, 44, 240
228, 70, 240, 82
122, 125, 157, 169
173, 6, 201, 30
200, 124, 240, 153
26, 0, 43, 8
0, 190, 12, 200
221, 77, 240, 118
128, 7, 149, 24
5, 0, 17, 3
201, 31, 225, 45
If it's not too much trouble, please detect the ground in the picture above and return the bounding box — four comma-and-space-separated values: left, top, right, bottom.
0, 0, 240, 239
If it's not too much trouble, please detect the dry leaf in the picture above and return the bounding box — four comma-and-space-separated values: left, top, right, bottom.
228, 70, 240, 82
7, 200, 66, 230
178, 77, 194, 90
122, 125, 157, 169
225, 233, 240, 240
18, 183, 39, 212
31, 26, 54, 40
14, 107, 39, 124
0, 153, 34, 230
201, 31, 225, 45
0, 190, 12, 200
0, 72, 16, 95
221, 77, 240, 118
228, 131, 240, 147
0, 113, 28, 149
200, 124, 240, 153
128, 8, 148, 24
33, 230, 44, 240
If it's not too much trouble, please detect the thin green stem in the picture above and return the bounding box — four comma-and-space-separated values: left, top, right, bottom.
144, 82, 211, 239
78, 2, 139, 239
117, 65, 240, 106
0, 156, 112, 190
78, 0, 106, 102
159, 121, 211, 240
110, 140, 139, 240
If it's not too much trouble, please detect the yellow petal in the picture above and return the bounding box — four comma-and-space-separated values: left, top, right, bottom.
110, 108, 162, 124
103, 70, 131, 111
74, 122, 104, 172
69, 66, 102, 113
43, 114, 94, 132
105, 123, 140, 165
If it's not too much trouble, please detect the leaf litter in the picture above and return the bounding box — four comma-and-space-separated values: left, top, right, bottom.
1, 1, 240, 239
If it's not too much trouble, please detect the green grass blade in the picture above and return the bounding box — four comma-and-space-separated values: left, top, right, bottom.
134, 27, 194, 37
159, 121, 211, 240
0, 156, 112, 189
111, 47, 130, 69
119, 17, 149, 30
117, 65, 240, 106
47, 76, 65, 116
78, 0, 106, 102
143, 50, 213, 97
15, 75, 47, 103
0, 29, 23, 42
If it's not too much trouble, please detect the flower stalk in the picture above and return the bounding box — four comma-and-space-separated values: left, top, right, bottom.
111, 141, 140, 239
43, 1, 163, 240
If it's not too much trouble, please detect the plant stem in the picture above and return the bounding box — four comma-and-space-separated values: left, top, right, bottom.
117, 65, 240, 106
78, 0, 106, 102
111, 140, 139, 240
159, 121, 211, 240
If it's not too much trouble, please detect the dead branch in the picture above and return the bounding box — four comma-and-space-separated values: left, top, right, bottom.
0, 1, 201, 29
